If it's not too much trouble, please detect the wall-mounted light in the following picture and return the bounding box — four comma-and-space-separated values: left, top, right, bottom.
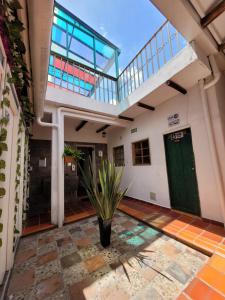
102, 131, 106, 138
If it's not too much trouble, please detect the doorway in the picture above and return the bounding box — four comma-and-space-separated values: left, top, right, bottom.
64, 144, 95, 223
77, 146, 94, 200
164, 128, 200, 215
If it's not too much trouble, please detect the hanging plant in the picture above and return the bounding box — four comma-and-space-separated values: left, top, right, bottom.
0, 83, 10, 247
13, 114, 23, 245
0, 0, 34, 127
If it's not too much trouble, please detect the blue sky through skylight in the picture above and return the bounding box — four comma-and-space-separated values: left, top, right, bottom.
56, 0, 166, 72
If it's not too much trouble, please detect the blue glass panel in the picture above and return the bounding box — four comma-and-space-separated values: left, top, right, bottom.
67, 24, 74, 34
53, 16, 67, 31
54, 7, 75, 24
95, 39, 114, 58
73, 28, 94, 48
49, 55, 54, 66
51, 42, 67, 56
70, 37, 94, 64
52, 25, 67, 47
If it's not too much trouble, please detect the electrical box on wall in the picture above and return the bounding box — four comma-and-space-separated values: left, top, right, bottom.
150, 192, 156, 201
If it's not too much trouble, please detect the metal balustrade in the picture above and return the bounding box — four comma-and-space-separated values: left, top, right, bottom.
117, 20, 187, 101
48, 21, 187, 105
48, 52, 118, 105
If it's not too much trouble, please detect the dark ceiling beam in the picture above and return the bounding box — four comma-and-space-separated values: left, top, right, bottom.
201, 1, 225, 28
137, 102, 155, 111
118, 115, 134, 122
219, 41, 225, 52
96, 124, 110, 133
75, 120, 87, 131
166, 80, 187, 95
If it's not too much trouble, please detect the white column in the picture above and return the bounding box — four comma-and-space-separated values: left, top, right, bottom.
51, 111, 58, 225
57, 110, 64, 227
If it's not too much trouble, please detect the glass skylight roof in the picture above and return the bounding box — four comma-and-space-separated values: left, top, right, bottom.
50, 2, 120, 77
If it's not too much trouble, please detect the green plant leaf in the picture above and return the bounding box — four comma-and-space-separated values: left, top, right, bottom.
0, 188, 6, 198
0, 173, 5, 182
3, 86, 10, 95
14, 227, 20, 234
0, 223, 3, 233
1, 97, 10, 108
0, 117, 9, 126
0, 128, 7, 142
79, 159, 128, 220
0, 142, 8, 155
0, 238, 2, 247
0, 160, 6, 169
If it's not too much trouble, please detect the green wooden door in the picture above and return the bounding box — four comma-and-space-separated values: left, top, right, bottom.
164, 128, 200, 215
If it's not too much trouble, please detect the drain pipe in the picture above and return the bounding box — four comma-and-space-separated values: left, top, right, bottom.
36, 116, 58, 128
199, 54, 225, 225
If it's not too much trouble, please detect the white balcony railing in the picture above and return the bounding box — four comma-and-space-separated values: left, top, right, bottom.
48, 21, 187, 104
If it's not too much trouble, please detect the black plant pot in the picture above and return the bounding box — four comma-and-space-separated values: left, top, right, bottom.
98, 217, 112, 248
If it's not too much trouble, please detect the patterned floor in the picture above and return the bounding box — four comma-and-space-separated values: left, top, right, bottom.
7, 211, 207, 300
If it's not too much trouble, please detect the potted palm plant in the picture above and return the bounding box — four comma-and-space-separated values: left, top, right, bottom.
80, 159, 127, 248
64, 144, 84, 164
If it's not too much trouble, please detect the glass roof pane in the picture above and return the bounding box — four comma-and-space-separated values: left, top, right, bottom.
52, 25, 67, 48
53, 16, 67, 31
54, 6, 75, 24
95, 39, 114, 59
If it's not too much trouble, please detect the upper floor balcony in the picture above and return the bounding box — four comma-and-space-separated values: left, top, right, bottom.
47, 2, 211, 116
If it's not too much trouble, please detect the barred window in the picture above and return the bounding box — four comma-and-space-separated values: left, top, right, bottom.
132, 139, 151, 165
113, 145, 125, 166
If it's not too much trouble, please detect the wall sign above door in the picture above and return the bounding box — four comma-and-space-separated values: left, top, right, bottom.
168, 113, 180, 126
169, 130, 186, 142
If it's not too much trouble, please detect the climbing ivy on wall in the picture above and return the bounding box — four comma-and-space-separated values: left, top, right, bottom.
13, 113, 23, 250
0, 0, 33, 248
0, 0, 33, 127
0, 83, 10, 248
22, 135, 30, 224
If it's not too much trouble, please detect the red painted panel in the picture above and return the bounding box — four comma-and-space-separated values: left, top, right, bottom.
53, 57, 96, 85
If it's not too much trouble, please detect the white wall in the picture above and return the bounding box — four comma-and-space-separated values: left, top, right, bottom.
108, 84, 223, 223
207, 74, 225, 194
32, 117, 107, 144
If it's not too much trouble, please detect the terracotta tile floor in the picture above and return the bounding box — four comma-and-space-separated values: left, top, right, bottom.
7, 211, 208, 300
64, 199, 95, 224
22, 200, 95, 236
119, 197, 225, 299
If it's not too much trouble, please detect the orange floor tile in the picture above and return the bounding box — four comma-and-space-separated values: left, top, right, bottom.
119, 197, 225, 299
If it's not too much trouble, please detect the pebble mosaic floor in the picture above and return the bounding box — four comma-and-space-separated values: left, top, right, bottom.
7, 211, 208, 300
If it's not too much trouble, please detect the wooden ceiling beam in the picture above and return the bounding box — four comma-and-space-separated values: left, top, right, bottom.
118, 115, 134, 122
75, 120, 87, 131
201, 1, 225, 28
137, 102, 155, 111
166, 80, 187, 95
219, 41, 225, 52
96, 124, 110, 133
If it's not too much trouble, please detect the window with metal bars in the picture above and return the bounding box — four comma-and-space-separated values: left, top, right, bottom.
113, 145, 125, 166
132, 139, 151, 165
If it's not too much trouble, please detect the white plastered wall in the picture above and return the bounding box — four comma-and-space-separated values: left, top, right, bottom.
32, 117, 107, 144
108, 84, 223, 223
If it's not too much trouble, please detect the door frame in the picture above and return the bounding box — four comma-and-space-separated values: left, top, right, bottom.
163, 126, 201, 216
76, 144, 96, 179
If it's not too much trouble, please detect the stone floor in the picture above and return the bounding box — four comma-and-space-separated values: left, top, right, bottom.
7, 211, 207, 300
119, 197, 225, 299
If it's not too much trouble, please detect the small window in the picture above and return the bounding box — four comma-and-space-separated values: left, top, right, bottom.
113, 145, 125, 166
132, 139, 151, 165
